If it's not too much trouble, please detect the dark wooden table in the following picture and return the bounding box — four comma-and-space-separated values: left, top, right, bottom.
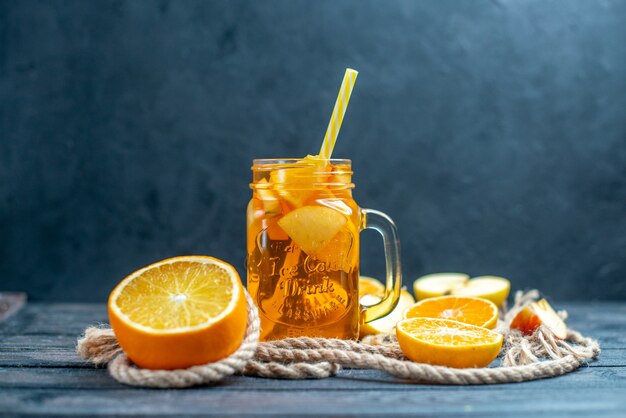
1, 302, 625, 417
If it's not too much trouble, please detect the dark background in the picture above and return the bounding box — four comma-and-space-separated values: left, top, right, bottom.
1, 0, 625, 302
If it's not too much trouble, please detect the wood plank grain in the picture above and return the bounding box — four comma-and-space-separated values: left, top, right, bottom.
1, 365, 625, 391
1, 387, 625, 417
0, 303, 624, 417
0, 303, 108, 336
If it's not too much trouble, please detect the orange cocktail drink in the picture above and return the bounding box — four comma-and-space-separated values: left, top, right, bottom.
247, 69, 401, 341
247, 157, 402, 341
247, 158, 361, 340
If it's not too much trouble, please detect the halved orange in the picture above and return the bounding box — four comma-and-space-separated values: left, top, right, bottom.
403, 296, 499, 329
108, 256, 247, 370
396, 317, 503, 368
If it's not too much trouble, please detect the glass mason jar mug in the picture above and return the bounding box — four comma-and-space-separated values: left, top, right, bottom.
247, 158, 401, 340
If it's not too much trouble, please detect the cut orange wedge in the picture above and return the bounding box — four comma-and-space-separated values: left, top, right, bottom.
108, 256, 247, 370
403, 296, 499, 329
277, 205, 347, 255
396, 317, 503, 368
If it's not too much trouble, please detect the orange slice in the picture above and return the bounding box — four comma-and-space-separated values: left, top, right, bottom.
396, 317, 503, 368
108, 256, 247, 370
403, 296, 499, 329
277, 205, 347, 255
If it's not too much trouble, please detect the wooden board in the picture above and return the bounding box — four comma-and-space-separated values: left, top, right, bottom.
1, 302, 625, 417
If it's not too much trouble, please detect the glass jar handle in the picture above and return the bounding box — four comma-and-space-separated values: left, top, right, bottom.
360, 208, 402, 323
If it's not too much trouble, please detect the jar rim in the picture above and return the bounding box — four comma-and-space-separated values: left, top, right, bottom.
250, 158, 354, 190
252, 158, 351, 165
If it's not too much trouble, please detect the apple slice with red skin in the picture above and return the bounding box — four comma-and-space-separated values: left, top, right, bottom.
510, 298, 567, 339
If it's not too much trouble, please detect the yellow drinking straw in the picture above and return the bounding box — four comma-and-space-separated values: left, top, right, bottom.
319, 68, 358, 159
